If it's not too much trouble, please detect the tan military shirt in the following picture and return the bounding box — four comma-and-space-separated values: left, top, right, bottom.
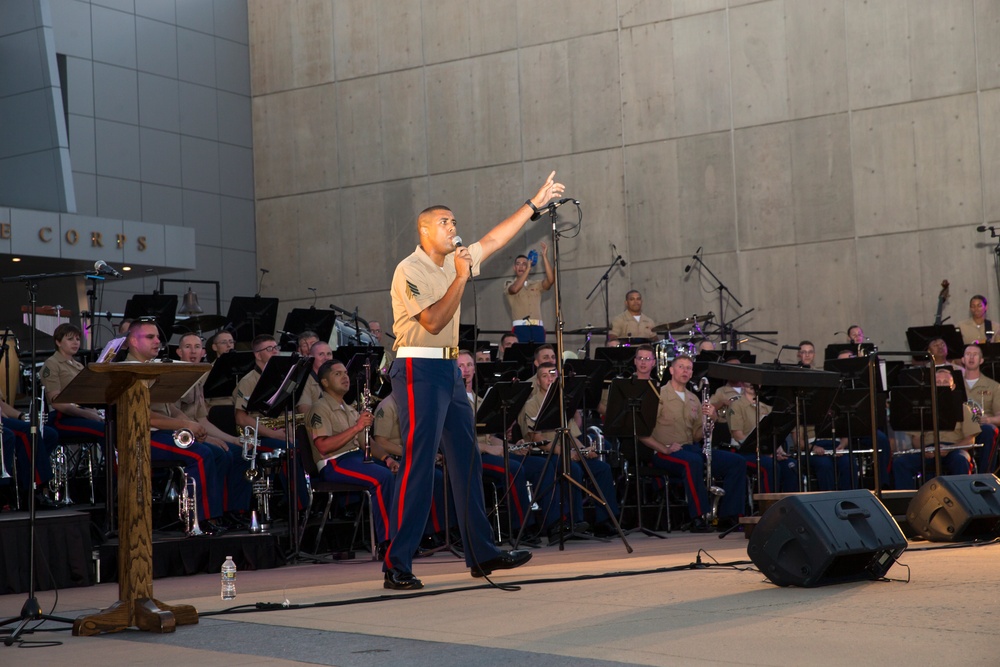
957, 318, 995, 345
650, 385, 704, 445
234, 367, 262, 412
610, 310, 657, 340
710, 385, 742, 424
373, 392, 401, 446
177, 372, 209, 421
306, 392, 361, 468
519, 387, 582, 441
391, 242, 484, 349
297, 373, 322, 412
903, 403, 980, 449
966, 373, 1000, 417
727, 395, 772, 440
41, 353, 84, 401
504, 278, 545, 322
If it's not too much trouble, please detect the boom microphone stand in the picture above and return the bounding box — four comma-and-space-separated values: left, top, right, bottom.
542, 202, 632, 554
585, 251, 626, 346
1, 265, 119, 645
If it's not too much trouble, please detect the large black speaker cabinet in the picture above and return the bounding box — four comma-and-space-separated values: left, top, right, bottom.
906, 474, 1000, 542
747, 490, 906, 587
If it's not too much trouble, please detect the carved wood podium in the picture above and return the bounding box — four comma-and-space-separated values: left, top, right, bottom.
57, 362, 210, 636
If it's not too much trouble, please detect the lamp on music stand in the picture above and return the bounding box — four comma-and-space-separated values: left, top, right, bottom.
603, 378, 662, 537
475, 381, 533, 546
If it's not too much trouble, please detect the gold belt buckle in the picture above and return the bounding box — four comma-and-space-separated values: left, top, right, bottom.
445, 347, 459, 360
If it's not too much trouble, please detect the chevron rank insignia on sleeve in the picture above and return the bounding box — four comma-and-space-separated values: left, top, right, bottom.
310, 413, 323, 429
406, 280, 420, 299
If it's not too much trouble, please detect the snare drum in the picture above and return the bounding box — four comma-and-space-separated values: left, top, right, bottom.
0, 330, 20, 401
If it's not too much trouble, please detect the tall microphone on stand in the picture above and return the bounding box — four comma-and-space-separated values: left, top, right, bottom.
684, 247, 703, 274
611, 243, 627, 267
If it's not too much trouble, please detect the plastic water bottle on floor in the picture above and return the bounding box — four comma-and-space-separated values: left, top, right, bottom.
221, 556, 237, 600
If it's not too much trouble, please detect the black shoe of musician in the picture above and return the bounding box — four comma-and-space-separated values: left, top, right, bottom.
384, 568, 423, 590
470, 549, 532, 578
716, 516, 740, 533
34, 493, 61, 510
688, 518, 712, 533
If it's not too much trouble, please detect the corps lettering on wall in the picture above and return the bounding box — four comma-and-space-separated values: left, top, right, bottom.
0, 223, 146, 251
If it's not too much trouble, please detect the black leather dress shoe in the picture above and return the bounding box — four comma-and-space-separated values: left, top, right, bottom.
471, 549, 532, 578
384, 568, 423, 590
688, 518, 712, 533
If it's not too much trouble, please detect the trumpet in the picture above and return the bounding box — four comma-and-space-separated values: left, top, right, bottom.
242, 417, 261, 481
179, 473, 204, 536
173, 428, 195, 448
699, 378, 724, 522
358, 357, 374, 463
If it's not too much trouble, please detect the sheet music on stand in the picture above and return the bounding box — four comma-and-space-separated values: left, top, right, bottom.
245, 355, 312, 418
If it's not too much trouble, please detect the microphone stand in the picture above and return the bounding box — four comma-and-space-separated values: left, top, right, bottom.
585, 255, 623, 347
546, 205, 632, 554
0, 268, 100, 645
688, 252, 742, 348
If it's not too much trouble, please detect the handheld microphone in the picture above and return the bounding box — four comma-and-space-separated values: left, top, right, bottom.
453, 235, 464, 248
94, 260, 123, 278
530, 197, 579, 221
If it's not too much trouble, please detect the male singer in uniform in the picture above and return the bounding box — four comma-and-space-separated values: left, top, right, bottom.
383, 170, 565, 590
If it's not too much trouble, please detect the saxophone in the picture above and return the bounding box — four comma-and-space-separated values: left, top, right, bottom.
699, 378, 725, 522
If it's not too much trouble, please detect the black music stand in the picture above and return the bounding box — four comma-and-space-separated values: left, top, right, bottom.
245, 355, 312, 558
279, 308, 337, 352
824, 343, 876, 360
227, 296, 279, 344
123, 294, 177, 345
697, 350, 755, 363
474, 361, 520, 397
738, 411, 796, 456
603, 378, 662, 537
202, 351, 255, 401
823, 356, 885, 389
342, 349, 383, 406
828, 388, 885, 489
890, 385, 962, 482
595, 346, 637, 378
476, 382, 534, 546
775, 384, 838, 491
563, 359, 612, 414
906, 325, 964, 361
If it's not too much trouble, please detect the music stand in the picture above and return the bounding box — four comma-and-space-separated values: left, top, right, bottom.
474, 361, 520, 397
279, 308, 337, 352
476, 381, 533, 546
824, 342, 876, 360
202, 351, 255, 401
906, 325, 964, 361
775, 384, 838, 490
828, 388, 885, 489
697, 350, 755, 363
595, 346, 636, 378
227, 296, 279, 344
890, 384, 962, 481
123, 294, 177, 343
738, 411, 796, 456
563, 358, 611, 413
603, 378, 662, 537
342, 349, 383, 406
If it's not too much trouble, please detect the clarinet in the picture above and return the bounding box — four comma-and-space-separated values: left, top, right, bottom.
699, 378, 725, 522
359, 357, 374, 463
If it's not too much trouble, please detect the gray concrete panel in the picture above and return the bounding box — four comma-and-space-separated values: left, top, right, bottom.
331, 0, 376, 81
163, 223, 196, 269
907, 0, 977, 101
10, 207, 61, 257
850, 105, 917, 237
217, 90, 252, 147
220, 195, 254, 252
253, 195, 302, 296
519, 42, 570, 161
427, 52, 521, 173
785, 0, 848, 119
123, 219, 167, 267
516, 0, 617, 48
140, 182, 183, 225
248, 0, 331, 94
855, 232, 925, 352
93, 63, 139, 124
50, 0, 91, 59
139, 127, 181, 187
92, 4, 136, 68
734, 122, 793, 251
182, 189, 220, 245
339, 185, 395, 293
736, 245, 797, 352
57, 213, 123, 262
383, 176, 431, 267
672, 10, 730, 138
214, 0, 249, 45
0, 90, 57, 158
619, 0, 727, 27
218, 144, 253, 199
381, 68, 427, 181
192, 243, 223, 283
976, 0, 1000, 91
676, 132, 736, 256
65, 56, 93, 116
138, 72, 180, 133
730, 0, 789, 128
94, 1, 135, 13
179, 81, 218, 140
845, 0, 911, 110
422, 0, 517, 64
135, 0, 175, 23
376, 0, 423, 73
620, 20, 676, 145
0, 0, 43, 34
96, 175, 141, 220
336, 75, 383, 187
251, 84, 338, 200
73, 171, 96, 214
220, 247, 257, 302
623, 140, 680, 264
178, 27, 216, 87
0, 30, 46, 97
679, 250, 739, 320
790, 113, 854, 244
794, 239, 859, 343
176, 0, 214, 34
180, 135, 220, 193
94, 119, 140, 179
981, 89, 1000, 223
136, 15, 178, 78
914, 228, 986, 329
215, 37, 250, 95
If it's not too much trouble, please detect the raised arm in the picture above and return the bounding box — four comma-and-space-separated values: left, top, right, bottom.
478, 171, 565, 261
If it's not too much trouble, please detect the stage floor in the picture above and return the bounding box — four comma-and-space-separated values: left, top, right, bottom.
1, 529, 997, 666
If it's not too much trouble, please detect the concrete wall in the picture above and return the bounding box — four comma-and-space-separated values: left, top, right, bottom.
248, 0, 1000, 358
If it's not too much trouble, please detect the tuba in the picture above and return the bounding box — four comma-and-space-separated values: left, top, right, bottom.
699, 378, 725, 522
179, 473, 204, 536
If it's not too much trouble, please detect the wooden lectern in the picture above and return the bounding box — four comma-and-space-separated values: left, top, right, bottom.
56, 362, 211, 636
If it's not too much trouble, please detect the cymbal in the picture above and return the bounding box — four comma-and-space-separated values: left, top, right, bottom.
652, 312, 714, 334
565, 325, 609, 335
173, 314, 228, 333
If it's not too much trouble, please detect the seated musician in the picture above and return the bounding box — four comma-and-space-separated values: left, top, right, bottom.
893, 366, 980, 489
596, 343, 658, 417
639, 355, 747, 532
498, 332, 518, 361
296, 341, 334, 414
927, 337, 954, 368
519, 362, 620, 537
504, 242, 554, 331
296, 330, 320, 358
847, 325, 865, 345
306, 360, 392, 554
0, 386, 59, 508
957, 295, 995, 345
797, 341, 816, 368
208, 330, 235, 361
727, 383, 797, 493
175, 332, 252, 519
457, 350, 557, 540
609, 289, 657, 342
961, 344, 1000, 474
367, 319, 394, 372
125, 320, 230, 531
42, 323, 105, 445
